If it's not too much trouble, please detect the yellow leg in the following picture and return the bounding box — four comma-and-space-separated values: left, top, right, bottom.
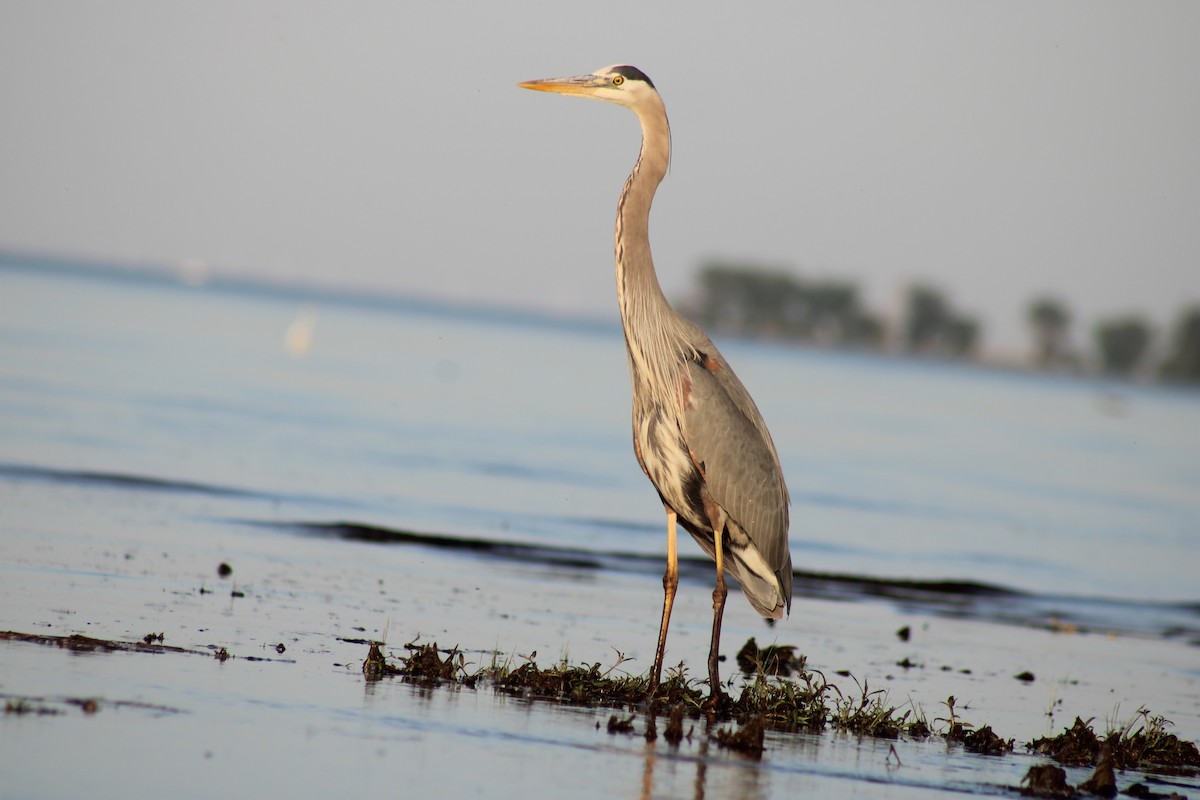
649, 506, 679, 695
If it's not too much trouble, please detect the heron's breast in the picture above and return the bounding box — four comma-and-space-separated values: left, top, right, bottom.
632, 401, 706, 528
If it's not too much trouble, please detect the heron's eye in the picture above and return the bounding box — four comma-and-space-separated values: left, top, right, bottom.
612, 75, 625, 86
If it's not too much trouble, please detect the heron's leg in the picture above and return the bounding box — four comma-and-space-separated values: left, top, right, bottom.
649, 506, 679, 694
700, 525, 729, 700
705, 504, 728, 704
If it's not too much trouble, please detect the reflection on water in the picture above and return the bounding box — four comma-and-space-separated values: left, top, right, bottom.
637, 725, 771, 800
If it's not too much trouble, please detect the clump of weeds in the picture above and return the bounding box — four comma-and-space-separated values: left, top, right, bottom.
1029, 707, 1200, 770
359, 635, 1195, 772
714, 714, 767, 758
735, 638, 803, 677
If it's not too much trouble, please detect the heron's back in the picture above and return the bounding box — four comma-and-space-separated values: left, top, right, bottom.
628, 334, 792, 617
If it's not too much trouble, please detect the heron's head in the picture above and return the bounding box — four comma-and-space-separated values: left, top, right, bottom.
518, 64, 658, 110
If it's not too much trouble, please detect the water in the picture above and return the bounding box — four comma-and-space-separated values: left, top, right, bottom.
3, 259, 1197, 607
1, 258, 1198, 798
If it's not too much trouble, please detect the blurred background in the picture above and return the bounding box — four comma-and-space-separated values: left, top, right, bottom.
2, 1, 1197, 373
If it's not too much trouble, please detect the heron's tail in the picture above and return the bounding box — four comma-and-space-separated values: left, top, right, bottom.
729, 544, 791, 619
687, 529, 792, 619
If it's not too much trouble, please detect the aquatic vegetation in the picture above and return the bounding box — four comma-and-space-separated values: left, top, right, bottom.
4, 699, 62, 717
373, 636, 954, 741
958, 725, 1015, 756
735, 638, 803, 677
1029, 709, 1200, 770
713, 714, 766, 757
364, 634, 1199, 779
375, 638, 704, 708
8, 623, 1196, 791
1020, 763, 1074, 797
1029, 717, 1104, 766
730, 667, 831, 733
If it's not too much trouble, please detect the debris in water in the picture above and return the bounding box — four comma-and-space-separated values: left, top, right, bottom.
403, 641, 461, 683
664, 704, 685, 745
1029, 711, 1200, 769
362, 642, 389, 681
0, 630, 203, 657
1019, 763, 1074, 797
346, 634, 1197, 779
1079, 744, 1117, 798
4, 699, 61, 716
962, 725, 1014, 756
714, 714, 766, 758
1124, 781, 1189, 799
735, 638, 802, 677
606, 713, 635, 735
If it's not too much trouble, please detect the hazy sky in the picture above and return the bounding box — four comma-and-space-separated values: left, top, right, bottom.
2, 1, 1196, 354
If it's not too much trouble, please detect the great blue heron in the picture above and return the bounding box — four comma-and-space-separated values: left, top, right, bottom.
519, 65, 792, 703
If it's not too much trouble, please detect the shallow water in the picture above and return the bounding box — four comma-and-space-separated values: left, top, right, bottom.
1, 260, 1198, 798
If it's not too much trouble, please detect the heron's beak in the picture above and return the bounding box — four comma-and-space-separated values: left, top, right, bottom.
517, 74, 605, 97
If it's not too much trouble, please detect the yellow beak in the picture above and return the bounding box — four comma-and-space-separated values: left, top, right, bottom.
517, 74, 604, 97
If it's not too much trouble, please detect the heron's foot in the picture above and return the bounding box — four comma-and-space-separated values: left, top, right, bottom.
701, 686, 728, 714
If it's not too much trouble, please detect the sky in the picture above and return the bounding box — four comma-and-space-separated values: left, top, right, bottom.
1, 1, 1197, 356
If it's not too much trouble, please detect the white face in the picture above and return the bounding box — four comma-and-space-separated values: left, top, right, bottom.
586, 65, 657, 107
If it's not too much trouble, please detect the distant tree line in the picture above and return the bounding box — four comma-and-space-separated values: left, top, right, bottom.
685, 262, 979, 358
687, 265, 885, 347
683, 262, 1200, 382
902, 284, 979, 358
1027, 295, 1200, 381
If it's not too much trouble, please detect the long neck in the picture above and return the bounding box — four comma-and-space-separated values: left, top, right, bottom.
614, 97, 692, 392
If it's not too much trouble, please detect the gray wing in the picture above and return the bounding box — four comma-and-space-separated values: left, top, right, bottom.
679, 353, 790, 577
